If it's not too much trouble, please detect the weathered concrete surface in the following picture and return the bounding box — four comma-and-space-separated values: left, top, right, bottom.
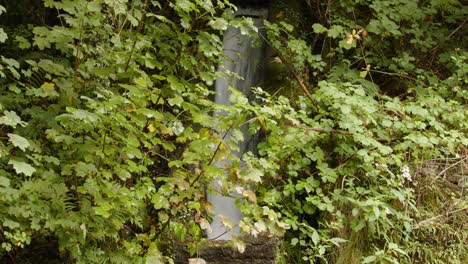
174, 238, 278, 264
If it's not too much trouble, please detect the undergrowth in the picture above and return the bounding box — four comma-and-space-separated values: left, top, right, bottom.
0, 0, 466, 263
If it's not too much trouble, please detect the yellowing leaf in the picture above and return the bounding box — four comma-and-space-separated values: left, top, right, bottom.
346, 34, 354, 45
257, 116, 267, 131
126, 105, 136, 113
41, 82, 55, 90
147, 123, 156, 132
276, 11, 284, 19
168, 95, 183, 106
219, 214, 234, 229
199, 218, 212, 234
361, 30, 369, 39
231, 235, 246, 253
243, 190, 257, 203
194, 211, 202, 223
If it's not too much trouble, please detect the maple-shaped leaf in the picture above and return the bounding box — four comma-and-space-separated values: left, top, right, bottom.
8, 133, 30, 151
0, 111, 26, 128
207, 18, 228, 30
8, 159, 36, 176
41, 82, 55, 90
312, 23, 327, 34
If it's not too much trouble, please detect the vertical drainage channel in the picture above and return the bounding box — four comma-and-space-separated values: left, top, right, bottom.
208, 7, 269, 241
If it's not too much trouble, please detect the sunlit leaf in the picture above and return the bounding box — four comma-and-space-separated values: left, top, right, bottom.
312, 23, 327, 34
8, 159, 35, 176
0, 28, 7, 43
7, 133, 30, 151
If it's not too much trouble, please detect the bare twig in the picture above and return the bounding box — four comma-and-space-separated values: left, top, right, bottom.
258, 34, 320, 110
447, 19, 467, 39
124, 0, 149, 72
189, 123, 234, 187
430, 156, 467, 185
160, 124, 234, 235
414, 206, 468, 229
275, 49, 321, 110
208, 223, 239, 241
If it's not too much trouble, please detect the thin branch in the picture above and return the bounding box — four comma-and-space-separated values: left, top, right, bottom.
259, 34, 320, 110
430, 156, 467, 185
124, 0, 149, 72
159, 124, 235, 235
189, 123, 234, 187
208, 223, 239, 241
447, 19, 467, 39
414, 206, 468, 229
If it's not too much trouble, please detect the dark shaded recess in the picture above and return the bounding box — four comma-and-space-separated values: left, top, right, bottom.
0, 237, 64, 264
0, 0, 61, 61
230, 0, 272, 7
172, 238, 278, 264
0, 0, 59, 26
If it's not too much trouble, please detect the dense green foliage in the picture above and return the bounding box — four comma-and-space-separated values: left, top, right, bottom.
244, 0, 467, 263
0, 0, 252, 262
0, 0, 466, 263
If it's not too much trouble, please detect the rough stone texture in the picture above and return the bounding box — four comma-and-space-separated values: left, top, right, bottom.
174, 237, 278, 264
188, 258, 207, 264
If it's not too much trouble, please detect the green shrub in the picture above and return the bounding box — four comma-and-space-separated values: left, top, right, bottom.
0, 0, 466, 263
0, 0, 255, 262
237, 0, 467, 263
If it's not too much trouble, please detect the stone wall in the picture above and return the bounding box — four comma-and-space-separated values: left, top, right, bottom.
175, 238, 279, 264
